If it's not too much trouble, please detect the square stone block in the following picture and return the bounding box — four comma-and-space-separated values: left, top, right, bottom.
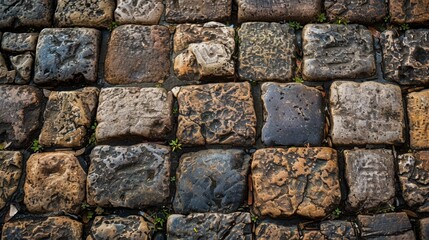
330, 81, 404, 145
390, 0, 429, 24
407, 90, 429, 149
0, 151, 22, 210
302, 24, 375, 81
255, 222, 299, 239
166, 0, 231, 23
55, 0, 115, 28
88, 216, 150, 240
115, 0, 163, 25
325, 0, 387, 24
0, 0, 52, 28
1, 32, 39, 53
357, 213, 415, 239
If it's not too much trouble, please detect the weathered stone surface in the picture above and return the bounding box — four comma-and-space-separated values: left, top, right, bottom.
420, 218, 429, 240
344, 149, 395, 211
1, 217, 82, 240
34, 28, 100, 85
325, 0, 387, 24
238, 22, 296, 81
115, 0, 163, 24
173, 22, 235, 81
390, 0, 429, 24
330, 81, 404, 145
0, 151, 22, 210
302, 231, 325, 239
10, 53, 33, 84
55, 0, 115, 28
104, 25, 170, 84
261, 83, 324, 146
96, 87, 173, 143
87, 215, 150, 240
255, 222, 299, 240
320, 220, 357, 239
87, 143, 170, 208
252, 147, 340, 218
357, 213, 415, 239
0, 85, 42, 148
0, 54, 16, 84
381, 30, 429, 85
167, 212, 252, 239
1, 32, 39, 53
407, 90, 429, 149
39, 87, 99, 148
166, 0, 231, 23
0, 0, 52, 28
24, 152, 86, 214
302, 24, 375, 81
174, 149, 250, 214
174, 82, 256, 146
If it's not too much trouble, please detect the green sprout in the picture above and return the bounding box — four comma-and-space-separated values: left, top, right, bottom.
334, 18, 349, 25
155, 83, 163, 88
251, 215, 259, 223
293, 76, 304, 83
399, 23, 410, 31
152, 208, 170, 230
170, 176, 176, 182
108, 21, 119, 31
317, 13, 327, 23
31, 139, 43, 153
193, 227, 198, 233
288, 21, 303, 30
384, 15, 390, 23
169, 138, 182, 152
332, 208, 342, 218
88, 121, 97, 146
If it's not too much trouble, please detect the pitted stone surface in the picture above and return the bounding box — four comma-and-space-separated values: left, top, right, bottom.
167, 212, 252, 239
320, 221, 357, 239
255, 223, 300, 239
261, 83, 324, 146
10, 53, 33, 84
330, 81, 404, 145
0, 0, 52, 28
39, 87, 99, 148
357, 213, 415, 239
0, 85, 42, 148
173, 22, 235, 81
173, 149, 250, 214
87, 143, 170, 208
87, 215, 150, 240
0, 151, 22, 210
420, 218, 429, 240
302, 24, 375, 81
1, 33, 38, 52
325, 0, 387, 24
55, 0, 115, 28
344, 149, 395, 211
174, 82, 256, 146
407, 90, 429, 149
302, 231, 325, 239
115, 0, 163, 25
24, 152, 86, 214
238, 22, 296, 82
34, 28, 100, 85
104, 25, 170, 84
390, 0, 429, 24
252, 147, 340, 219
166, 0, 231, 23
96, 87, 173, 143
381, 29, 429, 85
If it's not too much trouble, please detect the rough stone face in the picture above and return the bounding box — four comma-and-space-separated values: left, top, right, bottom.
174, 82, 256, 146
87, 216, 150, 240
0, 85, 42, 148
24, 152, 86, 214
87, 143, 170, 208
166, 0, 231, 23
9, 53, 33, 84
115, 0, 163, 24
0, 0, 52, 28
325, 0, 387, 24
173, 22, 235, 81
390, 0, 429, 24
167, 212, 252, 239
320, 221, 357, 239
1, 217, 82, 240
0, 151, 22, 210
381, 29, 429, 85
420, 218, 429, 240
252, 147, 340, 219
55, 0, 115, 28
96, 87, 173, 143
34, 28, 100, 85
302, 24, 375, 81
238, 22, 296, 81
261, 83, 324, 146
255, 223, 300, 240
39, 88, 99, 148
0, 54, 16, 84
104, 25, 170, 84
1, 32, 39, 53
344, 149, 395, 211
357, 213, 415, 239
173, 149, 250, 214
407, 90, 429, 149
330, 81, 404, 145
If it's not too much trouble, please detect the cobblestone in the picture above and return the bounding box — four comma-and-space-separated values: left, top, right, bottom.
87, 215, 150, 240
115, 0, 163, 25
325, 0, 387, 24
55, 0, 115, 28
166, 0, 231, 23
0, 0, 53, 28
0, 151, 22, 210
357, 212, 415, 239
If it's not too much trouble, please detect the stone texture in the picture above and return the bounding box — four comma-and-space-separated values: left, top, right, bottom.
55, 0, 115, 28
104, 25, 170, 84
0, 85, 42, 148
357, 213, 415, 239
87, 215, 150, 240
1, 33, 39, 53
398, 151, 429, 212
174, 82, 256, 146
34, 28, 100, 85
320, 220, 357, 239
344, 149, 395, 211
24, 152, 86, 214
0, 151, 22, 210
0, 54, 16, 84
1, 217, 82, 240
166, 0, 231, 23
173, 149, 250, 214
325, 0, 388, 24
9, 53, 33, 84
0, 0, 52, 28
261, 83, 324, 146
390, 0, 429, 24
330, 81, 405, 145
115, 0, 163, 25
96, 87, 173, 143
252, 147, 340, 219
420, 218, 429, 240
87, 143, 170, 208
238, 22, 296, 82
173, 22, 235, 81
381, 29, 429, 85
167, 212, 252, 239
407, 90, 429, 149
255, 223, 300, 240
39, 87, 99, 148
302, 24, 375, 81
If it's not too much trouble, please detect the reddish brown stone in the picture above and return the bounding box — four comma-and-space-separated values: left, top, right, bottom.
390, 0, 429, 24
255, 223, 299, 240
407, 90, 429, 149
0, 151, 22, 210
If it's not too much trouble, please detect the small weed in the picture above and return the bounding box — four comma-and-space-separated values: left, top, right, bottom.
288, 21, 303, 30
88, 121, 97, 146
193, 227, 198, 233
170, 176, 176, 182
169, 138, 182, 152
155, 83, 163, 88
317, 13, 327, 23
0, 144, 4, 151
334, 18, 349, 25
248, 79, 258, 86
108, 21, 119, 31
87, 211, 94, 220
376, 204, 395, 213
332, 208, 342, 218
251, 215, 259, 223
384, 15, 390, 23
293, 76, 304, 83
95, 206, 104, 215
27, 27, 35, 32
172, 106, 179, 115
152, 208, 170, 231
31, 139, 43, 153
81, 202, 91, 210
399, 23, 410, 31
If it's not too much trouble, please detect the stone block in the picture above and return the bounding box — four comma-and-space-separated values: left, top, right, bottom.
0, 54, 16, 84
407, 90, 429, 149
165, 0, 231, 23
420, 218, 429, 240
0, 0, 52, 28
390, 0, 429, 24
325, 0, 387, 24
55, 0, 115, 28
357, 213, 415, 239
87, 216, 150, 240
0, 151, 22, 210
8, 53, 33, 84
255, 222, 299, 240
1, 33, 39, 53
320, 220, 357, 239
115, 0, 163, 25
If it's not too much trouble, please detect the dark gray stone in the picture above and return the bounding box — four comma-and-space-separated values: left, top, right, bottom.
325, 0, 387, 24
320, 220, 357, 239
1, 32, 39, 53
87, 216, 150, 240
357, 213, 415, 239
166, 0, 231, 23
0, 0, 53, 28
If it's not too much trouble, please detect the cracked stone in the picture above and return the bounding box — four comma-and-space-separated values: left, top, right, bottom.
357, 212, 415, 239
0, 151, 22, 210
1, 32, 39, 53
320, 220, 357, 239
115, 0, 163, 25
407, 90, 429, 149
325, 0, 388, 24
255, 222, 300, 239
104, 25, 170, 84
0, 54, 16, 84
390, 0, 429, 24
330, 81, 405, 145
87, 215, 150, 240
420, 218, 429, 240
10, 53, 33, 84
166, 0, 231, 23
55, 0, 115, 28
174, 82, 256, 146
302, 24, 376, 81
0, 0, 53, 28
252, 147, 340, 219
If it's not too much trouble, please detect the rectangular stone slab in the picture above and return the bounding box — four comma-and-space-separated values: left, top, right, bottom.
357, 213, 413, 238
407, 90, 429, 149
55, 0, 115, 28
166, 0, 231, 23
115, 0, 163, 25
1, 32, 39, 53
325, 0, 387, 24
0, 0, 52, 28
88, 216, 150, 240
390, 0, 429, 24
